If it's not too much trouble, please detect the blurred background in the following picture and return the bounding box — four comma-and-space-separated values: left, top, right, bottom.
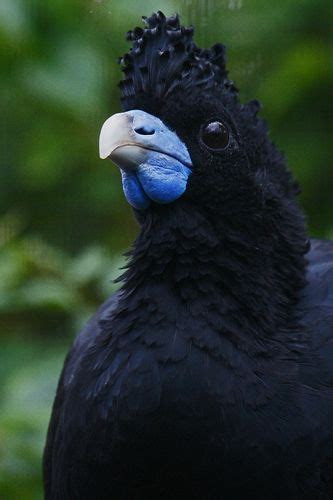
0, 0, 332, 497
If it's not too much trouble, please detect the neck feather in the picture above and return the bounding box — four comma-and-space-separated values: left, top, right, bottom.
117, 199, 309, 355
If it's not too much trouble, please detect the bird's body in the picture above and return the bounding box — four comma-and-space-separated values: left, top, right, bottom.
44, 12, 333, 499
44, 221, 333, 499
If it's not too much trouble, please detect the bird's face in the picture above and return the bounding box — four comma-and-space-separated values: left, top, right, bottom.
99, 12, 296, 219
99, 89, 256, 214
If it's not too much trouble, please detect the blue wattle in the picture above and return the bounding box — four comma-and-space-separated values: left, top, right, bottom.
121, 170, 151, 210
120, 151, 191, 210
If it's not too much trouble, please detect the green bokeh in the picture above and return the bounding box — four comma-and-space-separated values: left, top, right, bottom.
1, 0, 332, 498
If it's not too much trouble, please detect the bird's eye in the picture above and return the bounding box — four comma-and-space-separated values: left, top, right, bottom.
201, 121, 230, 150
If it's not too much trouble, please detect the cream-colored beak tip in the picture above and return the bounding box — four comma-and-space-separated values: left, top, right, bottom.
99, 118, 112, 159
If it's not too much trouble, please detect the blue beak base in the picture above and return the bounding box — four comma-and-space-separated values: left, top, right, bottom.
121, 151, 191, 210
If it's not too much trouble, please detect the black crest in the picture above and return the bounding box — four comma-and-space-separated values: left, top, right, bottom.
119, 11, 236, 108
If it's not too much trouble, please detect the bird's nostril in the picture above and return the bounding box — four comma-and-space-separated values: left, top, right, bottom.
134, 126, 155, 136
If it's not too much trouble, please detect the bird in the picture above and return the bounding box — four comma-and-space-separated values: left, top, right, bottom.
43, 11, 333, 500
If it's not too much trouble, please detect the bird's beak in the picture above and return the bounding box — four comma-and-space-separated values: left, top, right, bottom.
99, 112, 147, 169
99, 110, 191, 169
99, 110, 192, 209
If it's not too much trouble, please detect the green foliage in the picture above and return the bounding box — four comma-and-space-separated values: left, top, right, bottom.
0, 0, 332, 498
0, 231, 123, 337
0, 340, 65, 500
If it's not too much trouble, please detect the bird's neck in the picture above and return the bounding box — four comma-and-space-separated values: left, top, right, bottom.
119, 200, 308, 354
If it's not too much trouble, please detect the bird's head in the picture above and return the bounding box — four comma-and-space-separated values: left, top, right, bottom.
99, 12, 309, 339
100, 11, 301, 230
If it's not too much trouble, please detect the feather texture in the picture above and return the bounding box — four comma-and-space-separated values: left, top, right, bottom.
119, 11, 234, 110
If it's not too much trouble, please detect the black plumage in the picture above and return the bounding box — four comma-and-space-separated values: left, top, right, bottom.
44, 12, 333, 499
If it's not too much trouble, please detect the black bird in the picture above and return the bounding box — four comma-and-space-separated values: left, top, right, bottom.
43, 12, 333, 500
